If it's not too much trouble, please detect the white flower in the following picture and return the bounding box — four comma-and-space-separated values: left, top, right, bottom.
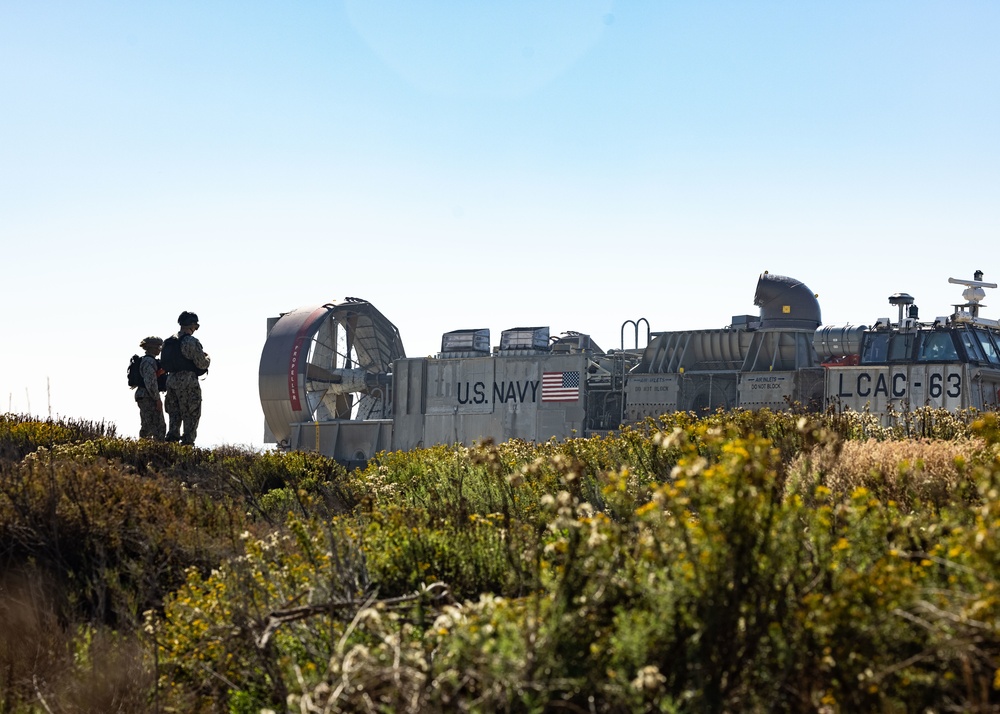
631, 665, 666, 691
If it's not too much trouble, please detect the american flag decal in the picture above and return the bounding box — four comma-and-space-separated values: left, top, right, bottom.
542, 371, 580, 402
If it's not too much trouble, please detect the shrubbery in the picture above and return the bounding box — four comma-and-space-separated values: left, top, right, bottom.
1, 409, 999, 712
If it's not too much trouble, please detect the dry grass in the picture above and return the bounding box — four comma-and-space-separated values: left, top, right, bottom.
47, 631, 154, 714
788, 436, 986, 509
0, 572, 154, 714
0, 573, 66, 712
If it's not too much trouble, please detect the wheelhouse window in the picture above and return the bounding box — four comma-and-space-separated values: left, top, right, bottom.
861, 332, 915, 364
916, 331, 959, 362
890, 333, 916, 362
957, 330, 985, 363
861, 333, 888, 363
975, 329, 1000, 365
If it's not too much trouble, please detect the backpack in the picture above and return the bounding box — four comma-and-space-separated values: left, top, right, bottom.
127, 355, 168, 392
127, 355, 143, 388
159, 336, 185, 373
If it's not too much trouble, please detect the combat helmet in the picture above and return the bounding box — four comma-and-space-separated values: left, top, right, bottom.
178, 311, 199, 326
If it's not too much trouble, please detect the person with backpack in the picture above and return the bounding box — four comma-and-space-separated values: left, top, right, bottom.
130, 336, 166, 440
162, 311, 211, 445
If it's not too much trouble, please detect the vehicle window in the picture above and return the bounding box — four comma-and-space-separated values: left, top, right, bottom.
976, 329, 1000, 365
916, 331, 959, 362
861, 333, 888, 363
958, 330, 984, 362
888, 333, 915, 362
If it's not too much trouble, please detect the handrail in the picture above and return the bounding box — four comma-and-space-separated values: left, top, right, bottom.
620, 318, 650, 350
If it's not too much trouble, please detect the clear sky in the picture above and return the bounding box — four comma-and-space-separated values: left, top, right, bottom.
2, 1, 998, 448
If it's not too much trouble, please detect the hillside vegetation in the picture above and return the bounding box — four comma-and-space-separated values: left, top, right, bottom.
1, 408, 999, 713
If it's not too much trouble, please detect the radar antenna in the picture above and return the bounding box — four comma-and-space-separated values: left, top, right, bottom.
948, 270, 997, 319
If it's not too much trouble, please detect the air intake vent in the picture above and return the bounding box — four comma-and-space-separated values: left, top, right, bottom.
754, 273, 822, 329
441, 329, 490, 355
500, 326, 550, 353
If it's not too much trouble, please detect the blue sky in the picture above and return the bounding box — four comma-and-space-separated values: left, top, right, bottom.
2, 1, 998, 447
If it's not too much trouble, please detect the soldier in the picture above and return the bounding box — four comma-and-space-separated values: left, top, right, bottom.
164, 311, 211, 445
135, 336, 166, 440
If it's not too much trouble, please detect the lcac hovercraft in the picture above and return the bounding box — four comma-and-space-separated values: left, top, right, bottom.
258, 271, 1000, 465
823, 270, 1000, 417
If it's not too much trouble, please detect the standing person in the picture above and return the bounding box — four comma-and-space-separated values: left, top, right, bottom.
163, 311, 211, 445
135, 336, 166, 440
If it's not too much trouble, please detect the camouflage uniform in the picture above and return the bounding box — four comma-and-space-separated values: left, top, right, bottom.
165, 333, 211, 445
135, 354, 165, 440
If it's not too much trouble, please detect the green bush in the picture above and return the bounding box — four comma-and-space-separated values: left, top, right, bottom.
3, 410, 1000, 712
0, 413, 115, 461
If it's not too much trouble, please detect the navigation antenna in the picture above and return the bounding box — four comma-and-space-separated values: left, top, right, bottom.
949, 270, 997, 319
